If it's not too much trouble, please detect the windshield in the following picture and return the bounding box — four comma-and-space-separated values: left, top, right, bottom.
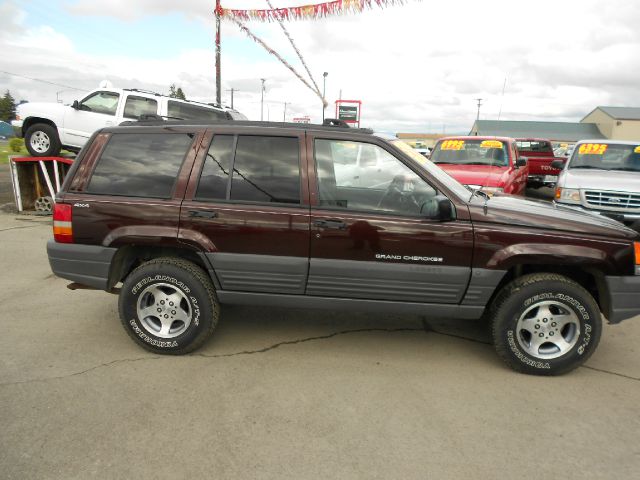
569, 143, 640, 172
430, 139, 509, 167
390, 139, 471, 199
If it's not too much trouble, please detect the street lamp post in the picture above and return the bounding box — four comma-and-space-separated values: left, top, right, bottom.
322, 72, 328, 122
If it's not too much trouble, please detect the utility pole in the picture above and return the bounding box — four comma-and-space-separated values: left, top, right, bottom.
475, 98, 483, 120
260, 78, 266, 121
322, 72, 328, 121
283, 102, 290, 122
215, 0, 221, 106
225, 88, 237, 109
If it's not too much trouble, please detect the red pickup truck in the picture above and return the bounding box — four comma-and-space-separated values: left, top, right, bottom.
430, 136, 528, 195
516, 138, 565, 188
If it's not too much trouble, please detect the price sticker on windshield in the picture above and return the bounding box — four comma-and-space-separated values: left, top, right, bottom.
579, 143, 608, 155
634, 146, 640, 154
441, 140, 465, 150
480, 140, 503, 148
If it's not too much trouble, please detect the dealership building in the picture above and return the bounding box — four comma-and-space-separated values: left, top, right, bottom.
398, 106, 640, 145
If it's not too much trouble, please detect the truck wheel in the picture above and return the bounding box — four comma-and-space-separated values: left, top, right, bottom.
119, 258, 219, 354
490, 273, 602, 375
25, 123, 62, 157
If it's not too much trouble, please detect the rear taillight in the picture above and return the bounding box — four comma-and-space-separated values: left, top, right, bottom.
635, 242, 640, 275
53, 203, 73, 243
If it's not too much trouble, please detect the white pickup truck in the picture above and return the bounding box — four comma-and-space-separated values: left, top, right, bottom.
12, 87, 247, 157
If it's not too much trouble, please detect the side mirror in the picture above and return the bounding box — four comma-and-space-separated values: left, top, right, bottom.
515, 157, 527, 168
422, 195, 455, 221
550, 159, 565, 170
72, 100, 80, 110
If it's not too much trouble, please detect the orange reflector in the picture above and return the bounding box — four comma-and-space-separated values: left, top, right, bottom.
635, 242, 640, 265
555, 188, 561, 199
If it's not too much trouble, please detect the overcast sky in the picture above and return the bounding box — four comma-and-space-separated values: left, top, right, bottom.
1, 0, 639, 133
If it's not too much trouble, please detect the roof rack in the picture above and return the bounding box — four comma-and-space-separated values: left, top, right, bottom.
124, 88, 163, 97
117, 118, 373, 134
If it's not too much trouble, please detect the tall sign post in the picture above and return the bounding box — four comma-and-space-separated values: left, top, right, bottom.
215, 0, 222, 106
335, 100, 362, 128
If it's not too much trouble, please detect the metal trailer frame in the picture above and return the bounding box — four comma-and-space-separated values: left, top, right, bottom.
9, 156, 75, 212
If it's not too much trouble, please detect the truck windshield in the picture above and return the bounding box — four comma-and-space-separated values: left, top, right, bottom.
569, 143, 640, 172
430, 139, 509, 167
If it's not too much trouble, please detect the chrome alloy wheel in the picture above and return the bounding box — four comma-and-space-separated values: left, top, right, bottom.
30, 131, 51, 153
515, 300, 580, 360
136, 283, 192, 338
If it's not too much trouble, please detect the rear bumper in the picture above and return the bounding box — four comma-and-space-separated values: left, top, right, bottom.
605, 275, 640, 323
527, 174, 558, 185
47, 240, 117, 290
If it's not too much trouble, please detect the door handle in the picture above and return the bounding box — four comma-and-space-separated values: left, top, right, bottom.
188, 210, 218, 219
314, 219, 347, 230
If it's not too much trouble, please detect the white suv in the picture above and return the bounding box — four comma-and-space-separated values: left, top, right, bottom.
12, 87, 247, 157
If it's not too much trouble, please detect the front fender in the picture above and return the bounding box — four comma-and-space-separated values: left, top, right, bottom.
486, 243, 612, 272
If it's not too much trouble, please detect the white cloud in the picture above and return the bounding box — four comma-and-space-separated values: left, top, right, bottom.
2, 0, 640, 132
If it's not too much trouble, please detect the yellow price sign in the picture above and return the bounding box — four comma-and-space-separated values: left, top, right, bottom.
441, 140, 465, 151
480, 140, 503, 148
579, 143, 608, 155
634, 146, 640, 154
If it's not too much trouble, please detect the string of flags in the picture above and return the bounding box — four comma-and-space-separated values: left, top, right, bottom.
218, 0, 408, 22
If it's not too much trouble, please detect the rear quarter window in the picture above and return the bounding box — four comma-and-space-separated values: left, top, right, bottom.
86, 133, 194, 198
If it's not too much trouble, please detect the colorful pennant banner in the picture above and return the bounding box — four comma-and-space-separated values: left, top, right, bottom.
219, 0, 408, 22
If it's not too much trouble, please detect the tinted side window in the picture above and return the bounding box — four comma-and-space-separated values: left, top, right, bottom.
168, 101, 228, 121
195, 135, 234, 200
231, 136, 300, 204
87, 133, 193, 198
123, 95, 158, 119
315, 139, 438, 216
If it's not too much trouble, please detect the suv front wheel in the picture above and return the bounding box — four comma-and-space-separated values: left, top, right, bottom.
24, 123, 62, 157
491, 273, 602, 375
119, 258, 219, 354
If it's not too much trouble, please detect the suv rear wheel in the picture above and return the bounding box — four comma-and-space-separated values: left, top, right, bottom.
119, 258, 219, 354
25, 123, 62, 157
490, 273, 602, 375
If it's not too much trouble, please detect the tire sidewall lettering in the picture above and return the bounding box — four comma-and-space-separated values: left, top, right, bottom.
128, 274, 200, 346
509, 291, 591, 368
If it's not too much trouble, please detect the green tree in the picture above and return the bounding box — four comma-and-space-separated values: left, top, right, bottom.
169, 84, 187, 100
0, 90, 16, 122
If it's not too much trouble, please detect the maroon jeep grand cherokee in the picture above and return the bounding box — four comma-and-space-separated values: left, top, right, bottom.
47, 121, 640, 375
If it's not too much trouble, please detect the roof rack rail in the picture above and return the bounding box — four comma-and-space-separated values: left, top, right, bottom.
113, 119, 374, 134
323, 118, 351, 128
124, 88, 162, 97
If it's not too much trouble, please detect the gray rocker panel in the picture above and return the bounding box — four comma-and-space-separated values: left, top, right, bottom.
217, 290, 485, 320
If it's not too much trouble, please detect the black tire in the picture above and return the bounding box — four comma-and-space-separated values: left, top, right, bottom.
490, 273, 602, 375
24, 123, 61, 157
119, 258, 219, 354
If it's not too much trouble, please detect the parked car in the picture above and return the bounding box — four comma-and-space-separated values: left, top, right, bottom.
0, 120, 14, 139
516, 138, 566, 188
429, 136, 528, 195
11, 87, 247, 157
554, 140, 640, 228
46, 120, 640, 375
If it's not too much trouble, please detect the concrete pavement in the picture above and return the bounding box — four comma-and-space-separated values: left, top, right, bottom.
0, 213, 639, 479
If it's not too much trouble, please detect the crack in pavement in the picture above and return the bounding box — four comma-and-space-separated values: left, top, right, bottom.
0, 326, 638, 386
580, 365, 640, 381
0, 224, 44, 233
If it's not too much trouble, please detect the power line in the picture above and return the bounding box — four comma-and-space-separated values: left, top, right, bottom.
0, 70, 85, 92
